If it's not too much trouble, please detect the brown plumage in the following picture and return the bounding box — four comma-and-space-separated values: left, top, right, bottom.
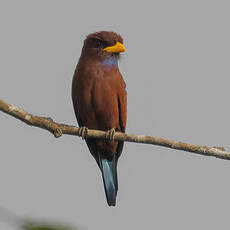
72, 31, 127, 206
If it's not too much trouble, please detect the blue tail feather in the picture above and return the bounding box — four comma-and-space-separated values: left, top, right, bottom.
99, 155, 118, 206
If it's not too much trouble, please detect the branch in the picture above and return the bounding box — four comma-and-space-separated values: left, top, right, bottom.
0, 98, 229, 160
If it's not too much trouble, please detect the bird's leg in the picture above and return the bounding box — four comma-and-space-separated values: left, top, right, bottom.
105, 128, 116, 142
78, 126, 88, 139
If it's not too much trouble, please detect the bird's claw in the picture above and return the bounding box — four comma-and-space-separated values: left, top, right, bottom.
79, 127, 88, 139
105, 128, 116, 141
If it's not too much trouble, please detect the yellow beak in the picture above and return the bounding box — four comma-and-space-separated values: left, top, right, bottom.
103, 42, 126, 53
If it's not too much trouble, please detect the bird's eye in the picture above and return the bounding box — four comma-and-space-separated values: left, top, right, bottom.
95, 40, 103, 48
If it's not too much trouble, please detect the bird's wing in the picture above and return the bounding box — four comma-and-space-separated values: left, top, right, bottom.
73, 104, 83, 127
116, 82, 127, 159
117, 95, 126, 132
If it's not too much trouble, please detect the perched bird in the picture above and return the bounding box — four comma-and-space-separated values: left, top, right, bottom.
72, 31, 127, 206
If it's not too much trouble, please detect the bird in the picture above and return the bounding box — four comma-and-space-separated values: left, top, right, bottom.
72, 31, 127, 206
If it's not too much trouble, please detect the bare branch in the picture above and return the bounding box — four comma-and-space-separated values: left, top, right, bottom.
0, 98, 229, 160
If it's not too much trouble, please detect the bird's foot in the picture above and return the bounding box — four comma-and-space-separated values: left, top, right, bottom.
105, 128, 116, 141
78, 126, 88, 139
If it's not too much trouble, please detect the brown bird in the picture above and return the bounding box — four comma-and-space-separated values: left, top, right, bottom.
72, 31, 127, 206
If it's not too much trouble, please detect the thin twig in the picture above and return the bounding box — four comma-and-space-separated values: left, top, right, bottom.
0, 98, 229, 160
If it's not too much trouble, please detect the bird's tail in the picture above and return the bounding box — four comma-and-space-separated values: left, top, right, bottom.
99, 155, 118, 206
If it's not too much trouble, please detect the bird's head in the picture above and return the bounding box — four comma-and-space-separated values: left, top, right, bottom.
81, 31, 126, 61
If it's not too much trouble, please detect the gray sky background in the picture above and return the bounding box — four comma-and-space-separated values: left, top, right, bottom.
1, 0, 230, 229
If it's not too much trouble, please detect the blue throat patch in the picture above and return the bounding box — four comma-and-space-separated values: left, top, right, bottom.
102, 56, 118, 67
